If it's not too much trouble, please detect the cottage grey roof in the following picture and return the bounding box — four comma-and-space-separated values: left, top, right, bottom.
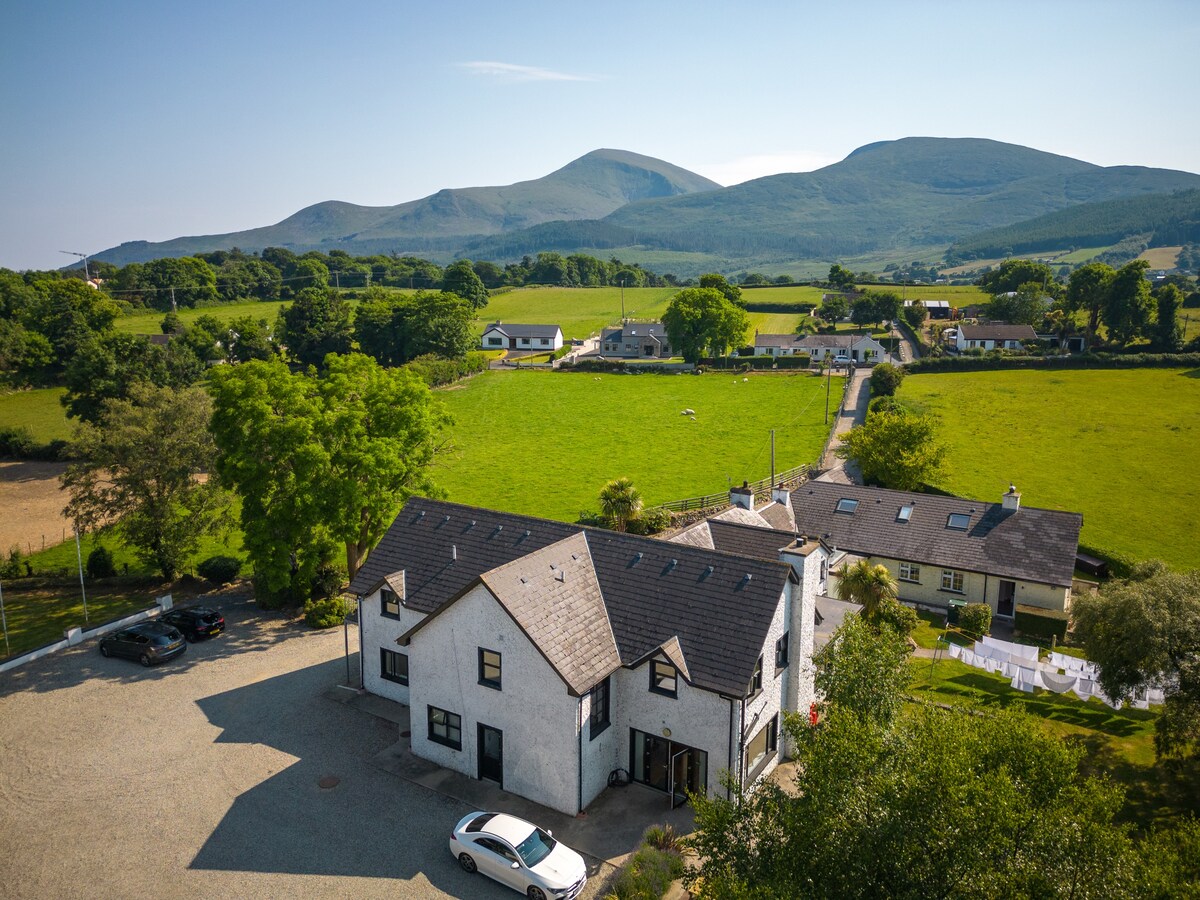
758, 501, 796, 532
706, 519, 799, 560
795, 334, 853, 350
713, 506, 773, 528
958, 323, 1037, 341
483, 323, 562, 339
789, 482, 1082, 588
601, 322, 667, 342
754, 333, 806, 349
353, 497, 795, 696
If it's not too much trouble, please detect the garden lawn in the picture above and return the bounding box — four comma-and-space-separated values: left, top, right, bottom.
0, 387, 71, 442
900, 368, 1200, 571
434, 368, 831, 521
907, 657, 1199, 827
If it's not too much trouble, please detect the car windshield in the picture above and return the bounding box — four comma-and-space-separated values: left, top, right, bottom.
514, 828, 556, 868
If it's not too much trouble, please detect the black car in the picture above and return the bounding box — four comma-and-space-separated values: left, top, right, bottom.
98, 622, 187, 666
159, 606, 226, 642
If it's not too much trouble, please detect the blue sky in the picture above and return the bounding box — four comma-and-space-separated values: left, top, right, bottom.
2, 0, 1198, 270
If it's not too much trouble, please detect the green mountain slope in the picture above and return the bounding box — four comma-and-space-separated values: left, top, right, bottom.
947, 188, 1200, 260
92, 149, 721, 265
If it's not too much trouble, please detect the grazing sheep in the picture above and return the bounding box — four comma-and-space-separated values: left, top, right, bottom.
743, 377, 749, 382
681, 408, 695, 416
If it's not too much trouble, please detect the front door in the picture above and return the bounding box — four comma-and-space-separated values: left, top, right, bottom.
478, 724, 503, 787
997, 580, 1016, 617
631, 729, 708, 800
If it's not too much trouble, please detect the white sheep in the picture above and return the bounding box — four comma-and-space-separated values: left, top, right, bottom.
681, 408, 695, 416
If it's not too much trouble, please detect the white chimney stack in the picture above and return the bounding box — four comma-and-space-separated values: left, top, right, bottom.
772, 483, 792, 508
1002, 484, 1021, 512
730, 480, 754, 510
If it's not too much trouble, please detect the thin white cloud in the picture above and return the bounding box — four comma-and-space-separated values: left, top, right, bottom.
460, 61, 599, 82
695, 151, 844, 186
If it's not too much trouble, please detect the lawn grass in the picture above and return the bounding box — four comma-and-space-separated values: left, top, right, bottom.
899, 368, 1200, 571
910, 609, 972, 649
113, 299, 296, 334
907, 656, 1200, 826
0, 387, 71, 442
434, 368, 831, 520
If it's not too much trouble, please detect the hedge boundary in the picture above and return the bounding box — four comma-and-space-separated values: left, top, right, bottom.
904, 351, 1200, 374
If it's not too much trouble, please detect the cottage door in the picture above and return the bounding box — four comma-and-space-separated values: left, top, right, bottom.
997, 581, 1016, 618
478, 724, 503, 787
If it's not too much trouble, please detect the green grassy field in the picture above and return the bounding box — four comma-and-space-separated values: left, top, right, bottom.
899, 368, 1200, 570
0, 387, 71, 441
481, 286, 677, 341
434, 368, 832, 520
113, 299, 298, 334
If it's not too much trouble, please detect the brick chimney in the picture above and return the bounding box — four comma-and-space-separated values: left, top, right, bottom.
730, 480, 754, 510
1002, 484, 1021, 512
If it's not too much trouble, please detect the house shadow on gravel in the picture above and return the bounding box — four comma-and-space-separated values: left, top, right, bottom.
188, 656, 505, 896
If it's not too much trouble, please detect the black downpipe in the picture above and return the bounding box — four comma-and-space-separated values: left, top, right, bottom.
577, 697, 584, 814
726, 698, 735, 800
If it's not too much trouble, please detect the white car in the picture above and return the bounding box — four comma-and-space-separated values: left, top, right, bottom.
450, 811, 588, 900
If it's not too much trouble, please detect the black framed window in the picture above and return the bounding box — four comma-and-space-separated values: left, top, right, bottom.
775, 633, 789, 670
767, 714, 779, 753
589, 677, 611, 740
478, 648, 502, 690
381, 587, 400, 619
650, 660, 677, 697
380, 648, 408, 685
427, 706, 462, 750
747, 655, 764, 699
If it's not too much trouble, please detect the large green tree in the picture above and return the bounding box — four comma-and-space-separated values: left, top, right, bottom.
1072, 562, 1200, 757
277, 288, 353, 367
979, 258, 1057, 295
62, 332, 205, 423
61, 384, 231, 581
698, 273, 743, 307
1066, 262, 1116, 348
813, 612, 909, 725
986, 281, 1049, 326
353, 288, 475, 366
1151, 283, 1185, 352
441, 259, 489, 309
661, 287, 749, 363
1102, 259, 1154, 347
598, 477, 642, 533
836, 408, 946, 491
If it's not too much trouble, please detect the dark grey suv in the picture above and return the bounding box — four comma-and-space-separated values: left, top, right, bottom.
98, 622, 187, 666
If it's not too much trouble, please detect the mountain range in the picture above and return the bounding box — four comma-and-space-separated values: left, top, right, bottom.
92, 138, 1200, 272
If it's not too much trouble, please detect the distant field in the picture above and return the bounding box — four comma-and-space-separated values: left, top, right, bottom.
0, 387, 71, 442
480, 286, 677, 341
1180, 309, 1200, 342
1137, 246, 1181, 269
435, 368, 831, 520
1058, 246, 1110, 264
899, 368, 1200, 571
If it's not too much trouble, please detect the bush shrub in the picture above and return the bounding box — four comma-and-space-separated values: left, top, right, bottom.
872, 597, 918, 636
197, 555, 241, 585
304, 596, 348, 629
608, 846, 685, 900
1014, 604, 1069, 642
904, 351, 1200, 375
626, 507, 672, 536
959, 603, 992, 636
869, 362, 905, 397
642, 823, 683, 854
0, 427, 69, 461
1, 545, 25, 579
404, 352, 488, 387
86, 546, 117, 579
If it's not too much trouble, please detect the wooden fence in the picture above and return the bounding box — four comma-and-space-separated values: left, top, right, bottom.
651, 461, 812, 513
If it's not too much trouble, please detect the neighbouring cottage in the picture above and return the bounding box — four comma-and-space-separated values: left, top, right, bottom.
599, 322, 672, 359
480, 322, 564, 352
954, 323, 1037, 351
794, 333, 889, 364
347, 497, 821, 816
752, 332, 810, 357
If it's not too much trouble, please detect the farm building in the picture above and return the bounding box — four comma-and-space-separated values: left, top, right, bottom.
954, 323, 1037, 351
673, 481, 1082, 620
480, 322, 564, 352
348, 497, 822, 816
600, 322, 673, 359
904, 299, 951, 319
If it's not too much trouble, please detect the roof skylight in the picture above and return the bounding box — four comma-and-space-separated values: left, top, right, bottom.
897, 505, 913, 523
947, 513, 971, 531
836, 498, 859, 514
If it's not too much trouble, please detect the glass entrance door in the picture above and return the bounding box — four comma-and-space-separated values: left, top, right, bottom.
631, 729, 707, 800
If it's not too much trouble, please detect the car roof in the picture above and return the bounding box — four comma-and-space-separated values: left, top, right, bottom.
170, 606, 216, 615
133, 621, 174, 635
475, 813, 536, 845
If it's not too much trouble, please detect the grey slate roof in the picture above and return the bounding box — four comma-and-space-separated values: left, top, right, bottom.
352, 497, 795, 697
706, 520, 799, 561
754, 333, 806, 349
601, 322, 668, 342
958, 323, 1037, 342
482, 323, 562, 339
758, 501, 796, 532
796, 334, 853, 350
789, 482, 1082, 588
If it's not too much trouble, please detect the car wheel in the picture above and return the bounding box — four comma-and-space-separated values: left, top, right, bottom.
140, 654, 153, 667
457, 853, 477, 874
527, 887, 546, 900
100, 644, 110, 657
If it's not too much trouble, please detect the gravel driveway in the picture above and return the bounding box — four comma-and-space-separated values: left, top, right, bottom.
0, 592, 605, 899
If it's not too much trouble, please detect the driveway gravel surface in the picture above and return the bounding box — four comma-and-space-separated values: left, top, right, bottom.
0, 590, 605, 898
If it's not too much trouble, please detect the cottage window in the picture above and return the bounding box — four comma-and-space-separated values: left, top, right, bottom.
775, 633, 789, 669
946, 513, 971, 531
897, 504, 913, 523
650, 660, 677, 697
487, 337, 503, 346
589, 676, 611, 740
899, 562, 921, 583
380, 648, 408, 685
540, 338, 549, 346
836, 498, 859, 514
478, 648, 502, 690
941, 570, 965, 593
747, 655, 764, 699
381, 587, 400, 619
746, 714, 779, 777
427, 706, 462, 750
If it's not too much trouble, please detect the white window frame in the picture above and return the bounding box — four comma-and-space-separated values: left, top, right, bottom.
899, 562, 921, 583
941, 569, 965, 593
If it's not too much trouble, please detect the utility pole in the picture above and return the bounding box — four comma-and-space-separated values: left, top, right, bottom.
620, 275, 626, 323
73, 529, 89, 624
0, 577, 9, 657
170, 286, 177, 312
770, 429, 775, 488
824, 359, 832, 425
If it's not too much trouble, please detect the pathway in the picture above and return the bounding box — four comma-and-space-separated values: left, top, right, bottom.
818, 369, 871, 482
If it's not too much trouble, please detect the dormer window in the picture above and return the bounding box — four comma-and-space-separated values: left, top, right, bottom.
747, 656, 764, 699
897, 504, 913, 523
381, 587, 400, 619
836, 498, 859, 514
650, 660, 677, 698
947, 513, 970, 531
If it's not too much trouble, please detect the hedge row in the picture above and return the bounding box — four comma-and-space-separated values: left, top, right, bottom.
904, 351, 1200, 374
0, 426, 72, 462
1015, 604, 1069, 642
404, 352, 489, 387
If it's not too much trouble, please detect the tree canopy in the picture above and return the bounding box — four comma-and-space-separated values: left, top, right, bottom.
698, 273, 743, 307
661, 287, 749, 363
353, 288, 476, 367
836, 408, 946, 491
985, 281, 1049, 326
598, 477, 643, 533
979, 258, 1057, 295
276, 288, 353, 368
441, 259, 489, 310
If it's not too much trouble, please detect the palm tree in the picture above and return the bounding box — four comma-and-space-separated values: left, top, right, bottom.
834, 560, 898, 619
599, 477, 642, 533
